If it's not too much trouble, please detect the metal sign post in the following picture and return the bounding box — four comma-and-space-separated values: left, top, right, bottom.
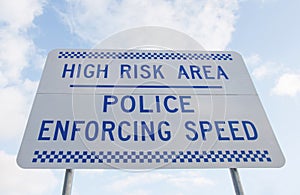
230, 168, 244, 195
62, 169, 74, 195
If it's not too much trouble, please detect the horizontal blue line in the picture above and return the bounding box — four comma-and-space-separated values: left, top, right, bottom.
69, 84, 222, 89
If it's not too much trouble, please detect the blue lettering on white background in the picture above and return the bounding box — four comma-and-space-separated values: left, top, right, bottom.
37, 119, 258, 142
85, 121, 99, 141
62, 63, 108, 78
37, 119, 171, 142
61, 63, 229, 80
120, 64, 165, 79
178, 65, 229, 80
215, 121, 229, 140
185, 120, 258, 141
38, 120, 53, 140
102, 95, 195, 113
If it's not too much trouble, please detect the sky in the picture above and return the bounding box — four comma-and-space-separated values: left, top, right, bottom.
0, 0, 299, 194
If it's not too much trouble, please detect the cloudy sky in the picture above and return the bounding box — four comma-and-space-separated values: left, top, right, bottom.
0, 0, 299, 194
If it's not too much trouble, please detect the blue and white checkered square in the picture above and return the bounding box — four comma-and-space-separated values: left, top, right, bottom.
57, 51, 233, 61
32, 150, 271, 164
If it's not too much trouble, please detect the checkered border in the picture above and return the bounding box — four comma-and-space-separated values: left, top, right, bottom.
57, 51, 233, 60
32, 150, 271, 164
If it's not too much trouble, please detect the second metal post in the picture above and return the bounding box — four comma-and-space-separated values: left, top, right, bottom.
230, 168, 244, 195
62, 169, 74, 195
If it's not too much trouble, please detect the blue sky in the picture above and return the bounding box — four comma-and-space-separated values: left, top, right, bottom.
1, 0, 299, 194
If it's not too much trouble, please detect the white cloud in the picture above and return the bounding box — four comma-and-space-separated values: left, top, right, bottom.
168, 171, 214, 188
244, 54, 261, 67
0, 0, 46, 140
252, 65, 269, 79
63, 0, 238, 50
272, 73, 300, 97
106, 171, 214, 193
0, 0, 46, 31
252, 62, 283, 80
244, 54, 284, 80
0, 81, 38, 140
0, 86, 27, 139
245, 54, 300, 97
0, 0, 47, 86
0, 151, 58, 195
0, 31, 35, 85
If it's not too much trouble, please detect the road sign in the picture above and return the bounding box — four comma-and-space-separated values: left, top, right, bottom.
17, 49, 285, 169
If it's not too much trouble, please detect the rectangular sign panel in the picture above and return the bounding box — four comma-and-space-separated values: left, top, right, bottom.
17, 49, 285, 169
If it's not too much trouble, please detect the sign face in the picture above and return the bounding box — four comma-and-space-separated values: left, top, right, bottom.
17, 49, 285, 169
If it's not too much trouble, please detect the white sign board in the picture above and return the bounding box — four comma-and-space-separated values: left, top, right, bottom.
17, 49, 285, 169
